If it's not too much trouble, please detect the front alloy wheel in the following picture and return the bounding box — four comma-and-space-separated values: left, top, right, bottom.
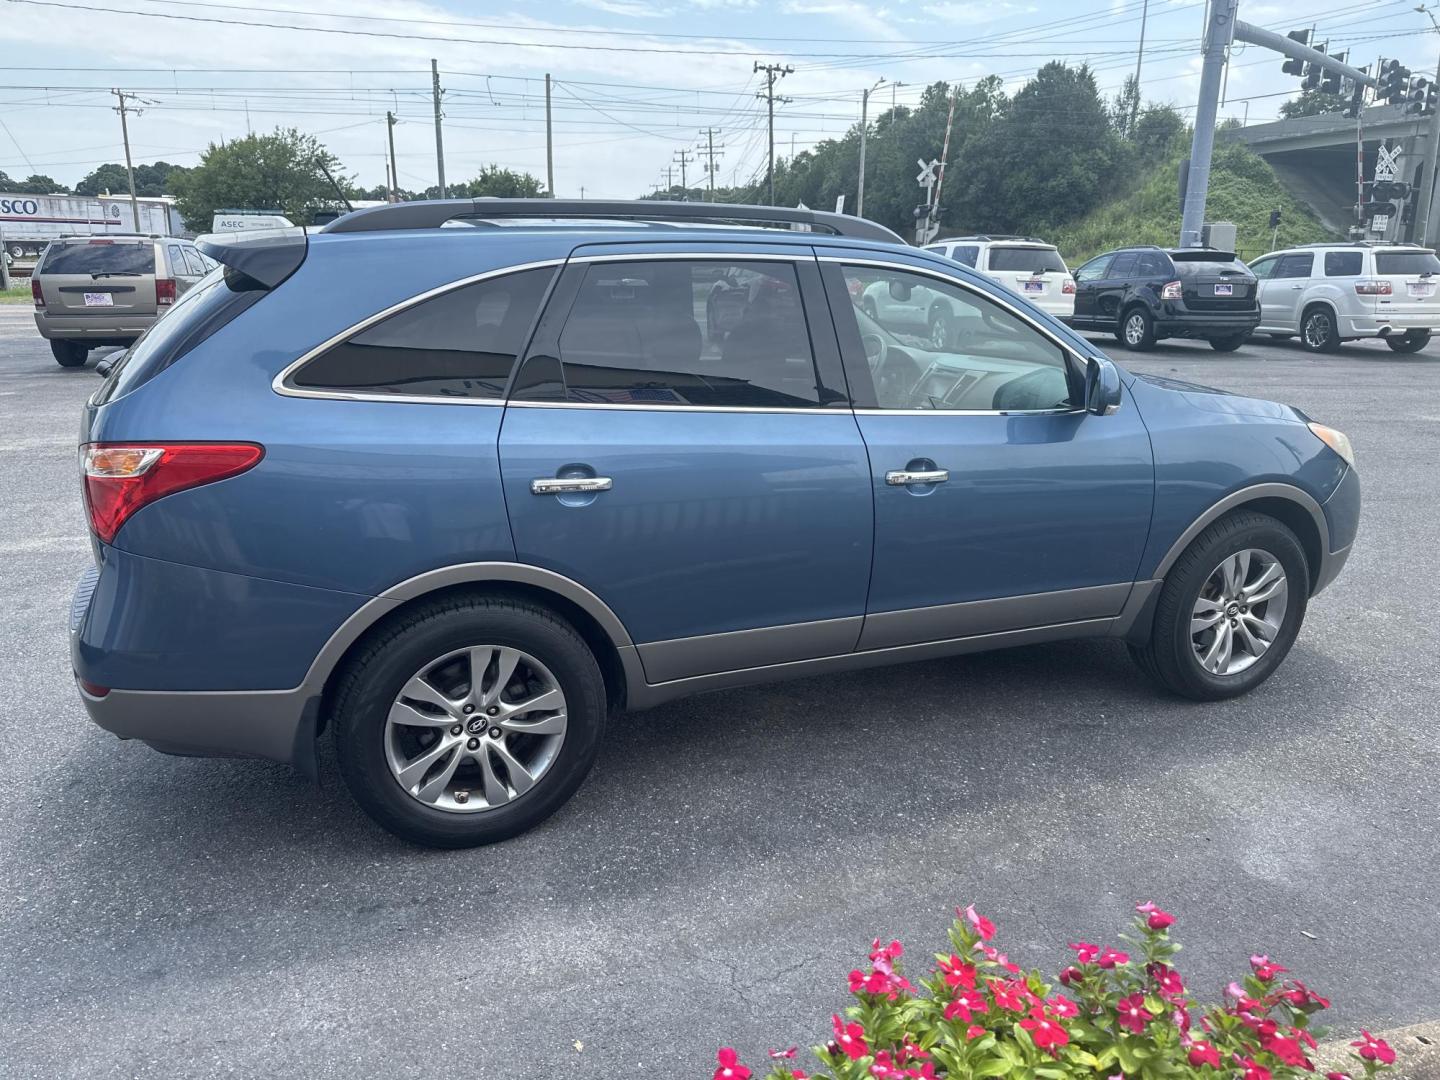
1189, 549, 1288, 676
385, 645, 567, 812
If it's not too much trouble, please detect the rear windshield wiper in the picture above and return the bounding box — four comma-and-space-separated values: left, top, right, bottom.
90, 271, 143, 279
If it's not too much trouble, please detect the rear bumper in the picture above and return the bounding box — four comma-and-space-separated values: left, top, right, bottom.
1154, 312, 1260, 338
1340, 312, 1440, 337
35, 310, 154, 341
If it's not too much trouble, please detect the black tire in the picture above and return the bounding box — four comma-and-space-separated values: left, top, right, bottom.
1129, 510, 1309, 702
50, 340, 88, 368
928, 306, 953, 350
331, 594, 607, 848
1208, 333, 1248, 352
1118, 306, 1157, 350
1299, 304, 1341, 353
1385, 329, 1430, 353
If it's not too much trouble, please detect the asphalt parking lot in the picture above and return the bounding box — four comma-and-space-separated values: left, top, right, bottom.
2, 303, 1437, 1078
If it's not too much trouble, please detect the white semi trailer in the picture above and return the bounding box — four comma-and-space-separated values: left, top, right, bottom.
0, 194, 182, 259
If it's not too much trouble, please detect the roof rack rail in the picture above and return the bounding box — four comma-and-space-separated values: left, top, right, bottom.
946, 233, 1048, 243
320, 198, 904, 244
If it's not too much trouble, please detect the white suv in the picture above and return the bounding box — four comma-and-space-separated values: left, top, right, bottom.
924, 235, 1076, 318
1248, 243, 1440, 353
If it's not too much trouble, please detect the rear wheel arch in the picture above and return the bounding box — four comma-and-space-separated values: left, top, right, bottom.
1300, 300, 1342, 349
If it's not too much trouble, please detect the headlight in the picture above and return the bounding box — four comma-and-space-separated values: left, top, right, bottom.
1308, 422, 1355, 468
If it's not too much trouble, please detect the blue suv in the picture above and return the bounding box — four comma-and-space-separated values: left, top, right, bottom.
71, 200, 1360, 847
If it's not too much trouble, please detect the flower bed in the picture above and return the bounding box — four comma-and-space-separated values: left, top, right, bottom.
714, 903, 1394, 1080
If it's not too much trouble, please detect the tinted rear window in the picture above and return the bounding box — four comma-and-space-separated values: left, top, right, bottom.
94, 271, 262, 404
42, 241, 154, 276
987, 247, 1068, 273
1375, 251, 1440, 275
1325, 251, 1363, 276
1171, 253, 1250, 277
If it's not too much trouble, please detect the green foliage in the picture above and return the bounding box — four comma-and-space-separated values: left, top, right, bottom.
423, 165, 545, 200
8, 174, 69, 194
74, 161, 184, 198
1279, 87, 1350, 119
166, 128, 350, 230
1050, 143, 1336, 263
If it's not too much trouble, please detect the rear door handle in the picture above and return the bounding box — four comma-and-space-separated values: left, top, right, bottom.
531, 477, 613, 495
886, 469, 949, 486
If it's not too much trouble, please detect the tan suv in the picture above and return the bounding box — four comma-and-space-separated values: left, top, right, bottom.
31, 234, 215, 367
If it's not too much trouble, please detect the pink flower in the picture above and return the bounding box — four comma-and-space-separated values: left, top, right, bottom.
1136, 901, 1176, 930
938, 955, 977, 990
831, 1014, 869, 1061
871, 938, 904, 965
1188, 1042, 1221, 1068
1116, 993, 1154, 1034
1148, 962, 1185, 1000
1250, 955, 1289, 982
1068, 942, 1100, 964
1281, 980, 1331, 1011
714, 1048, 752, 1080
979, 944, 1021, 974
1326, 1073, 1352, 1080
966, 1024, 986, 1040
1236, 1056, 1272, 1080
1351, 1032, 1396, 1065
1172, 1007, 1192, 1033
769, 1048, 798, 1060
1058, 965, 1084, 987
1226, 981, 1265, 1015
945, 988, 988, 1023
1021, 1013, 1070, 1051
1295, 1028, 1318, 1050
1096, 946, 1129, 969
1046, 995, 1080, 1018
989, 978, 1031, 1013
963, 904, 996, 941
1262, 1034, 1311, 1069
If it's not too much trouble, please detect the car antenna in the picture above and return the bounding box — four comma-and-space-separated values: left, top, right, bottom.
317, 160, 354, 214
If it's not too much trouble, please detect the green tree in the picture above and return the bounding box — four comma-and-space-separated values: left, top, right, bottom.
75, 161, 184, 197
1279, 86, 1350, 118
422, 165, 545, 200
12, 174, 68, 194
166, 128, 350, 229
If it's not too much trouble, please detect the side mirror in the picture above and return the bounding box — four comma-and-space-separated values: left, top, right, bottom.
888, 280, 913, 302
1084, 355, 1122, 415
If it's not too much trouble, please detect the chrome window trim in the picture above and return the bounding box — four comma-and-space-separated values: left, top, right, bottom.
569, 250, 808, 263
271, 258, 566, 405
819, 253, 1099, 416
504, 400, 846, 415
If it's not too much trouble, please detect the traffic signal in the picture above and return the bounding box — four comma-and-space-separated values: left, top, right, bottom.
1346, 68, 1369, 118
1381, 60, 1412, 104
1428, 82, 1439, 115
1303, 44, 1327, 90
1281, 29, 1309, 76
1321, 52, 1346, 94
1269, 209, 1282, 230
1406, 77, 1429, 114
1360, 199, 1397, 221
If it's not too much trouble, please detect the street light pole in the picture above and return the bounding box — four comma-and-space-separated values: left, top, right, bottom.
857, 78, 886, 218
1412, 4, 1440, 245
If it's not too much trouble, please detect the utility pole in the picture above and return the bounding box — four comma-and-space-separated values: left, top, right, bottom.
857, 79, 888, 218
700, 128, 724, 194
111, 89, 142, 231
1179, 0, 1238, 247
385, 110, 399, 202
431, 59, 446, 198
545, 73, 555, 198
673, 148, 693, 196
1132, 0, 1149, 134
754, 62, 793, 205
1413, 5, 1440, 244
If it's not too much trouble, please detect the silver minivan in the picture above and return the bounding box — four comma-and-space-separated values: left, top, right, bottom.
31, 235, 214, 367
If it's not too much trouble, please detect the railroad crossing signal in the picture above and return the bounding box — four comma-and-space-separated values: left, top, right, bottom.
1375, 142, 1402, 182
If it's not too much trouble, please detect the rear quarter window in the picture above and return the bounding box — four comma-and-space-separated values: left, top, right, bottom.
1324, 252, 1363, 276
1375, 251, 1440, 275
41, 241, 155, 276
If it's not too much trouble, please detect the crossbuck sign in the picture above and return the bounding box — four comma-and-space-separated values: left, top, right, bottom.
1375, 143, 1402, 183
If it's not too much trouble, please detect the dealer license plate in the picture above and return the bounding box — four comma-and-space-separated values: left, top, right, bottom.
83, 293, 114, 307
1213, 284, 1233, 296
1407, 282, 1435, 297
1023, 280, 1044, 294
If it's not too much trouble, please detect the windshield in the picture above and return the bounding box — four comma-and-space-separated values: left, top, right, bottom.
1375, 251, 1440, 275
41, 241, 154, 276
988, 247, 1068, 274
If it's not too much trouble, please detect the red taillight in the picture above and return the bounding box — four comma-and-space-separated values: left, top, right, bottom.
1161, 280, 1184, 300
1062, 278, 1076, 295
31, 277, 43, 307
156, 277, 177, 306
77, 678, 110, 698
1354, 279, 1392, 295
80, 443, 264, 543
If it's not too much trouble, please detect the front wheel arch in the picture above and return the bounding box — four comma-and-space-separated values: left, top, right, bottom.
1151, 488, 1327, 595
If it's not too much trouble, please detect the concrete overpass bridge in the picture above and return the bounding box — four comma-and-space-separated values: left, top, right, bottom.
1226, 104, 1438, 243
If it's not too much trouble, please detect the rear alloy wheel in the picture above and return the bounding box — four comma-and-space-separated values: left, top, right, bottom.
1208, 333, 1248, 352
1300, 306, 1341, 353
1385, 329, 1430, 353
50, 340, 88, 368
1129, 510, 1308, 701
333, 595, 606, 847
1119, 307, 1157, 350
928, 308, 953, 350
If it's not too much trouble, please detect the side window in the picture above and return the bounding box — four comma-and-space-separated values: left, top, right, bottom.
1108, 252, 1139, 279
1074, 254, 1113, 282
555, 259, 821, 408
952, 245, 979, 268
291, 266, 555, 399
181, 247, 208, 276
166, 244, 186, 276
1274, 253, 1315, 279
1248, 257, 1277, 281
841, 264, 1074, 413
1324, 251, 1363, 277
1135, 253, 1169, 277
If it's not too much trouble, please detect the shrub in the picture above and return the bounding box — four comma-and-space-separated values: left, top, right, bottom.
714, 903, 1394, 1080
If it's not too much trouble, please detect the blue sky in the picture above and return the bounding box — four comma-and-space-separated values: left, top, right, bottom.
0, 0, 1435, 200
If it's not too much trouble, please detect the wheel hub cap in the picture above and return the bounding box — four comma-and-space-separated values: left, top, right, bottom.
384, 645, 568, 814
1190, 548, 1289, 677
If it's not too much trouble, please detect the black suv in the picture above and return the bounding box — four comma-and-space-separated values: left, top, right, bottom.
1066, 246, 1260, 351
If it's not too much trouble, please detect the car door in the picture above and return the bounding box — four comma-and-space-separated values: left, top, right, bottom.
819, 253, 1154, 649
1094, 251, 1139, 326
1248, 255, 1280, 327
1265, 252, 1313, 330
499, 246, 874, 684
1070, 253, 1114, 326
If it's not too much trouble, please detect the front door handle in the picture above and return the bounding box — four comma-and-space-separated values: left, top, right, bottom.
886, 469, 949, 486
531, 477, 613, 495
